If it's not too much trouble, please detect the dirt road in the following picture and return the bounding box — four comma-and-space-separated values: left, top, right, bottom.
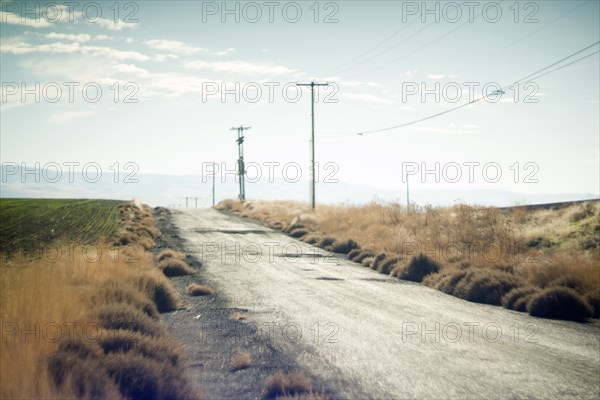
168, 208, 599, 399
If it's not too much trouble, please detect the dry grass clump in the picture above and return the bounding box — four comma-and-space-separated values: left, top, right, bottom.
370, 253, 388, 271
95, 304, 165, 337
156, 249, 186, 262
92, 280, 160, 319
131, 273, 180, 312
585, 289, 600, 318
396, 253, 440, 282
264, 372, 313, 399
159, 258, 195, 277
361, 256, 375, 268
230, 351, 251, 371
114, 201, 161, 250
317, 236, 336, 250
501, 286, 540, 311
330, 238, 360, 255
527, 287, 593, 321
289, 228, 310, 238
302, 234, 323, 245
187, 283, 215, 296
231, 311, 248, 320
351, 249, 375, 263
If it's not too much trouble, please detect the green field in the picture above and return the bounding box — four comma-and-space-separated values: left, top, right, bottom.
0, 199, 123, 253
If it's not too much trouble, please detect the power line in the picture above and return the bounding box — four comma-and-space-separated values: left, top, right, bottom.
322, 41, 599, 136
454, 0, 591, 76
321, 16, 421, 77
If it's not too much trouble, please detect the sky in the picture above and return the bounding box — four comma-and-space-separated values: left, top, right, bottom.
1, 0, 599, 202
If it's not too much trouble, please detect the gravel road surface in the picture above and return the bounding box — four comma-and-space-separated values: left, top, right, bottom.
166, 208, 600, 399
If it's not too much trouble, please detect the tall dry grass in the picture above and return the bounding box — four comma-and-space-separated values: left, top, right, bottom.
0, 201, 197, 399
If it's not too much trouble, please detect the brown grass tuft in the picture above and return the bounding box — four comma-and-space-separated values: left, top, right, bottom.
187, 283, 215, 296
396, 253, 440, 282
264, 372, 313, 399
230, 351, 251, 371
527, 287, 593, 320
95, 304, 165, 337
231, 311, 248, 320
156, 249, 186, 263
159, 258, 195, 277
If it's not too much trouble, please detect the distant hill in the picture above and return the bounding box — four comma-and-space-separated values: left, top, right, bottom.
1, 164, 597, 207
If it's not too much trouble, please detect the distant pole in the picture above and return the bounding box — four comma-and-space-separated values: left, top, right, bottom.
212, 162, 216, 207
195, 197, 198, 208
406, 173, 410, 213
185, 197, 189, 208
297, 81, 329, 210
230, 126, 251, 201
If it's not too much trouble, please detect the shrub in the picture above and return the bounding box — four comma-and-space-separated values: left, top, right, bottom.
330, 239, 360, 255
289, 228, 310, 238
371, 253, 387, 270
302, 234, 322, 244
586, 289, 600, 318
102, 353, 195, 400
159, 258, 195, 277
462, 270, 524, 305
132, 274, 179, 312
353, 250, 375, 263
501, 286, 539, 311
115, 232, 137, 246
347, 248, 362, 260
317, 236, 336, 250
361, 257, 374, 268
264, 372, 312, 399
98, 330, 185, 368
285, 223, 306, 233
378, 257, 400, 275
95, 304, 165, 337
437, 270, 469, 295
92, 280, 159, 319
48, 343, 120, 400
548, 276, 589, 294
397, 254, 440, 282
155, 249, 186, 263
230, 351, 251, 371
187, 283, 214, 296
528, 287, 593, 321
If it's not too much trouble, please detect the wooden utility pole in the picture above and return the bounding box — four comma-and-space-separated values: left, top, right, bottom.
297, 81, 329, 209
230, 126, 251, 201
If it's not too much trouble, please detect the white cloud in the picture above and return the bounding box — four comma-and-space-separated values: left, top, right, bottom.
146, 39, 204, 55
154, 54, 179, 62
94, 35, 114, 41
184, 60, 296, 76
339, 80, 382, 88
49, 110, 95, 124
343, 93, 395, 104
94, 18, 137, 31
427, 74, 457, 80
45, 32, 91, 42
0, 41, 149, 61
0, 11, 52, 28
213, 48, 235, 56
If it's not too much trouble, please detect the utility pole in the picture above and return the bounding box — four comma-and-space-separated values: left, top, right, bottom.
185, 197, 189, 208
406, 173, 410, 213
212, 162, 216, 207
195, 197, 198, 208
297, 81, 329, 210
230, 126, 251, 201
